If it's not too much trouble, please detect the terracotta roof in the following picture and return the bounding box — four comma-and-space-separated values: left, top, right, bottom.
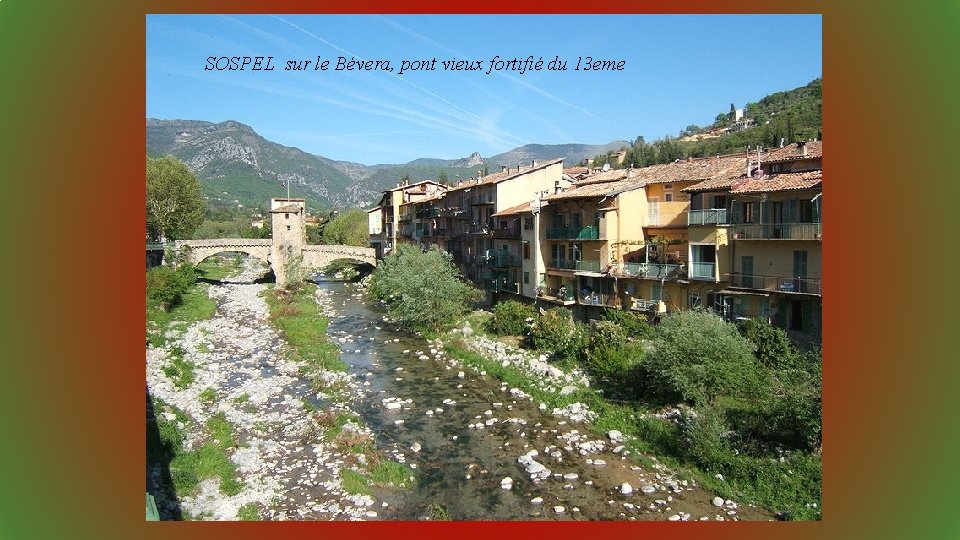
492, 202, 534, 216
385, 179, 443, 192
574, 168, 630, 186
544, 175, 645, 201
564, 166, 589, 176
270, 203, 302, 213
762, 141, 822, 163
730, 170, 822, 194
629, 155, 746, 185
682, 175, 745, 193
445, 158, 564, 193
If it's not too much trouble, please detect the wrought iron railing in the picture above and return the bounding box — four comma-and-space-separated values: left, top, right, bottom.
728, 273, 822, 295
546, 225, 600, 240
731, 223, 822, 240
547, 259, 601, 272
687, 208, 729, 226
690, 262, 716, 280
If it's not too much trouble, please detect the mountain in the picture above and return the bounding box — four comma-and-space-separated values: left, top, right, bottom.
147, 119, 359, 212
148, 118, 628, 212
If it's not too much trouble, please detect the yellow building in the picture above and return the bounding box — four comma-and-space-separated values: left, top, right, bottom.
683, 141, 822, 339
373, 180, 446, 256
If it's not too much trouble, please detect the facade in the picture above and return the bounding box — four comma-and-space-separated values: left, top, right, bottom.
684, 140, 823, 339
371, 141, 823, 342
373, 180, 446, 257
367, 207, 383, 259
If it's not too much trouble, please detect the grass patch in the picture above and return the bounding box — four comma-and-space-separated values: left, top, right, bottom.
196, 342, 210, 353
234, 393, 250, 404
428, 502, 451, 521
168, 412, 243, 497
162, 346, 196, 389
263, 284, 346, 372
340, 469, 370, 495
237, 503, 260, 521
196, 255, 243, 281
199, 387, 217, 404
147, 283, 217, 347
369, 460, 415, 488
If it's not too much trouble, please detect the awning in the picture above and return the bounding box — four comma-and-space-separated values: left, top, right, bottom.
574, 271, 607, 278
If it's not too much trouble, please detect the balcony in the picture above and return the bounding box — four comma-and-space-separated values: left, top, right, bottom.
630, 298, 660, 312
689, 262, 716, 280
687, 208, 729, 226
490, 252, 517, 267
468, 223, 492, 235
547, 259, 601, 272
468, 194, 495, 205
492, 226, 521, 239
437, 207, 464, 218
415, 207, 440, 219
616, 262, 683, 280
728, 273, 822, 295
731, 223, 822, 240
488, 280, 521, 294
577, 291, 620, 308
541, 286, 576, 304
546, 225, 600, 240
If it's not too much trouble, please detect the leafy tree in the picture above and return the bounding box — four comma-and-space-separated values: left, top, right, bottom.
321, 208, 369, 247
437, 171, 449, 185
642, 310, 760, 406
147, 156, 205, 241
368, 244, 481, 332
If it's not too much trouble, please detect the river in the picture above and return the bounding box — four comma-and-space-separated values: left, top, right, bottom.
147, 265, 770, 521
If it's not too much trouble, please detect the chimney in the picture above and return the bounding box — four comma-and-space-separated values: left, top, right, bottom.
798, 140, 808, 156
531, 160, 537, 168
780, 137, 786, 148
746, 159, 752, 177
501, 165, 507, 173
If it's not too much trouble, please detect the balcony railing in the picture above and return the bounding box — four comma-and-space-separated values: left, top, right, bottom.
578, 292, 619, 307
547, 259, 602, 272
731, 223, 822, 240
492, 226, 521, 239
468, 223, 492, 235
688, 208, 729, 226
546, 225, 600, 240
488, 280, 521, 293
689, 262, 716, 280
491, 253, 517, 267
468, 194, 495, 205
616, 262, 682, 280
728, 273, 822, 295
630, 298, 660, 311
543, 287, 576, 302
415, 208, 440, 219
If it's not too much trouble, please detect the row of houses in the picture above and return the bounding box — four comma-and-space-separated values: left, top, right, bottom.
368, 141, 823, 341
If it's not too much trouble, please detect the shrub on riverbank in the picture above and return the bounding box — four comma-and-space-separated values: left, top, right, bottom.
368, 244, 481, 333
487, 300, 536, 336
147, 263, 198, 311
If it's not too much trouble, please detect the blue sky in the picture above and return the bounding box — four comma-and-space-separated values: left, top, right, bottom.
146, 14, 822, 165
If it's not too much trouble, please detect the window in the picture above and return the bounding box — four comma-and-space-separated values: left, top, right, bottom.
665, 193, 673, 202
286, 225, 291, 231
714, 194, 728, 209
523, 272, 530, 284
523, 242, 530, 260
285, 213, 290, 219
524, 216, 534, 229
744, 201, 755, 223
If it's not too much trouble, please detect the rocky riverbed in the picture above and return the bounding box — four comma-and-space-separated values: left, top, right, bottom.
147, 262, 772, 521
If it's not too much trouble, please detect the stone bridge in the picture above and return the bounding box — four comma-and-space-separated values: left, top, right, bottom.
169, 198, 375, 286
174, 238, 376, 284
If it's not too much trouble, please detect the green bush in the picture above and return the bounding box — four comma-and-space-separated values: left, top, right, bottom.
528, 308, 586, 363
764, 348, 822, 450
602, 309, 653, 340
680, 405, 736, 471
487, 300, 536, 336
642, 310, 761, 406
738, 317, 797, 368
146, 264, 198, 310
368, 244, 482, 333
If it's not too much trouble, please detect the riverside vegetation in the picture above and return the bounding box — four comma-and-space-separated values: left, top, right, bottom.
368, 247, 822, 520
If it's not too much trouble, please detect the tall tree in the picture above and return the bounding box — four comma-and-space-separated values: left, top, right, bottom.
146, 156, 205, 242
